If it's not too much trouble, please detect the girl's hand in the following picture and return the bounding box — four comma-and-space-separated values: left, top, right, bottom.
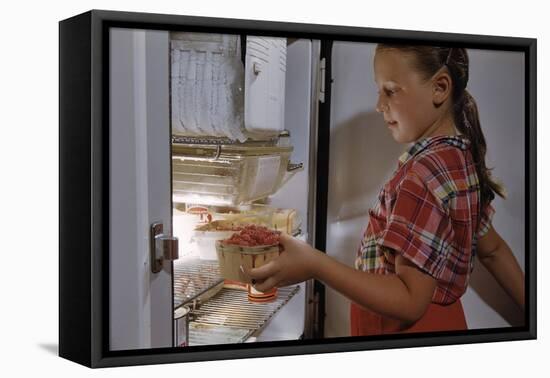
242, 233, 323, 292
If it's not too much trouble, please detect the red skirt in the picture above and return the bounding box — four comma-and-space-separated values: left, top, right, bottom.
350, 299, 467, 336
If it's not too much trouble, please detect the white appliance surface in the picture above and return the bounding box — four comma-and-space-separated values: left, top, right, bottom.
109, 28, 173, 350
255, 282, 306, 341
256, 38, 313, 340
244, 36, 287, 136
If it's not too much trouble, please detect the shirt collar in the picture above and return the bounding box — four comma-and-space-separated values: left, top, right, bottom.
398, 134, 471, 167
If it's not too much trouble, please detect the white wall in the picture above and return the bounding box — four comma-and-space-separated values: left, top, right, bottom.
461, 48, 525, 328
325, 42, 402, 337
325, 42, 525, 337
269, 39, 313, 236
265, 38, 313, 340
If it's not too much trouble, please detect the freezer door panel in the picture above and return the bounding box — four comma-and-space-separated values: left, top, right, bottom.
109, 28, 173, 351
244, 36, 287, 136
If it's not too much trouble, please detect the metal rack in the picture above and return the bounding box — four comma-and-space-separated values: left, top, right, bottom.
189, 323, 254, 346
189, 286, 300, 345
172, 134, 280, 146
173, 258, 300, 345
173, 258, 223, 308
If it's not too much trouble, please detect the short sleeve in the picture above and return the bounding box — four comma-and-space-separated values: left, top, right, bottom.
377, 170, 453, 279
477, 202, 496, 238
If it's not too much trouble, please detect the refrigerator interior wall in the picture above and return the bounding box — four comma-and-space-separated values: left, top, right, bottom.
259, 38, 314, 340
268, 38, 312, 235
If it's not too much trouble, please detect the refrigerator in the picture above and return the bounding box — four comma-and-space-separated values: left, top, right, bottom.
108, 27, 332, 351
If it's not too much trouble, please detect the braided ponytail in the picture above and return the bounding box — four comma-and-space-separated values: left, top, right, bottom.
456, 89, 507, 209
446, 50, 507, 211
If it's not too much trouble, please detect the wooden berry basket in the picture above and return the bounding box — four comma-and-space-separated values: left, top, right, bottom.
215, 241, 281, 283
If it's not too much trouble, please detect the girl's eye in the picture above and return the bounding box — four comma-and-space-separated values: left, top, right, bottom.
377, 87, 399, 97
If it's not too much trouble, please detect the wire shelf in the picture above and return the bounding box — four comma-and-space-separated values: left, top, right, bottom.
189, 285, 300, 344
173, 258, 300, 345
173, 258, 223, 308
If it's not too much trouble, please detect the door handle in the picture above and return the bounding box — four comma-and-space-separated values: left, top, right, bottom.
150, 222, 179, 274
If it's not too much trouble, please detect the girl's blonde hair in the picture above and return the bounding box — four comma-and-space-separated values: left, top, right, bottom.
376, 44, 507, 220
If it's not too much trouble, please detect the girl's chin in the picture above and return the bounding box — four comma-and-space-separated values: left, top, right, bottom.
389, 128, 417, 144
389, 128, 406, 143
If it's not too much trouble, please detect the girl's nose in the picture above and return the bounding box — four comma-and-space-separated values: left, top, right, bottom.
375, 95, 388, 113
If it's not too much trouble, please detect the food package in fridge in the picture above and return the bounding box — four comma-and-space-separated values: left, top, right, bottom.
191, 220, 246, 260
185, 205, 299, 260
170, 32, 247, 142
271, 208, 299, 234
208, 203, 275, 226
208, 204, 300, 235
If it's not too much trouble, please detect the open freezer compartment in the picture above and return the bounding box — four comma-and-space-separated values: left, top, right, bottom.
170, 33, 287, 142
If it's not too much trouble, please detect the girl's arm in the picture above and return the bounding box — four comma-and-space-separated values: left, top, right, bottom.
245, 233, 437, 326
476, 225, 525, 311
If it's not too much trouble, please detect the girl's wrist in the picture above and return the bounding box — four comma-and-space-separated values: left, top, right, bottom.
309, 248, 328, 281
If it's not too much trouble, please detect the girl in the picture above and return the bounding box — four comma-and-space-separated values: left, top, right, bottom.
244, 45, 525, 335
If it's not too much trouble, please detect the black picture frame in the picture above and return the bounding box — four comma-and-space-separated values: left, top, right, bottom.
59, 9, 537, 368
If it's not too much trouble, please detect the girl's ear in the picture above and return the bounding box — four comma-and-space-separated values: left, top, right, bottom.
432, 71, 452, 108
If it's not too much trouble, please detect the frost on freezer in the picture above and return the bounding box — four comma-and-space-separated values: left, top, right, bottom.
170, 32, 246, 141
170, 32, 287, 142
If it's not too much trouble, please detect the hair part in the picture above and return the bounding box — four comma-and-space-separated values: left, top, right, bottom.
376, 44, 506, 225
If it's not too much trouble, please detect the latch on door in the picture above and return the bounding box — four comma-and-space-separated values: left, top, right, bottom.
150, 222, 179, 274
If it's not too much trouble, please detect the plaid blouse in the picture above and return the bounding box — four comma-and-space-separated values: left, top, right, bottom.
355, 135, 495, 305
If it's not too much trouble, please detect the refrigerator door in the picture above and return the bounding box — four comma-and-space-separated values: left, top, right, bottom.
109, 28, 174, 350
